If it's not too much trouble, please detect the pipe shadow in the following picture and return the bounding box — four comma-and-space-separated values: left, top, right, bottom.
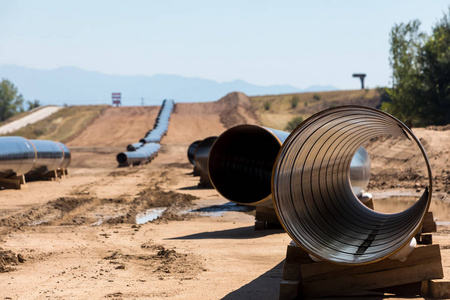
221, 261, 284, 299
178, 185, 214, 190
168, 225, 284, 240
223, 264, 412, 300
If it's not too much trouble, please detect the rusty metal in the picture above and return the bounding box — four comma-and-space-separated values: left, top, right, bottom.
272, 106, 432, 265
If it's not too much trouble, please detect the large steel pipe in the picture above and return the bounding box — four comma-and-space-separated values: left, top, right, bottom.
0, 136, 36, 177
28, 140, 64, 174
187, 140, 201, 165
194, 136, 217, 186
57, 142, 71, 169
117, 142, 160, 166
272, 106, 431, 265
208, 125, 371, 207
209, 125, 288, 206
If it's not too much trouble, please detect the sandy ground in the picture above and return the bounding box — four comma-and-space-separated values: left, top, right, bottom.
0, 106, 62, 134
1, 94, 450, 299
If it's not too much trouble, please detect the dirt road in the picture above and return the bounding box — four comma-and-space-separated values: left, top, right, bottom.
0, 106, 62, 135
0, 94, 450, 299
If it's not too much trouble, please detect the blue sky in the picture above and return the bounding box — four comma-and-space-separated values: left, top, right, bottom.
1, 0, 448, 90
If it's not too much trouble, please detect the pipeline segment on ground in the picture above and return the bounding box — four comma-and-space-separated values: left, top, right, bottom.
119, 99, 174, 166
0, 136, 71, 178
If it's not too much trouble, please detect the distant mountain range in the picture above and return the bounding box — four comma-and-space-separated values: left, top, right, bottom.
0, 65, 338, 106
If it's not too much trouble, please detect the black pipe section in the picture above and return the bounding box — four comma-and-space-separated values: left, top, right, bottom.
208, 125, 288, 206
187, 140, 201, 165
208, 124, 371, 207
194, 136, 217, 186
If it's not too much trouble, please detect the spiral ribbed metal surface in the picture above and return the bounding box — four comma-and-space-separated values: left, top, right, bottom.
272, 106, 432, 265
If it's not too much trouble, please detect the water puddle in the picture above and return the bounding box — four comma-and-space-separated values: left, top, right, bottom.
372, 195, 450, 222
28, 219, 49, 226
136, 208, 166, 224
90, 219, 104, 226
189, 202, 255, 217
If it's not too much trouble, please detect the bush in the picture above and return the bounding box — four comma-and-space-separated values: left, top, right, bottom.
313, 94, 321, 101
263, 101, 271, 111
290, 95, 299, 109
285, 116, 304, 131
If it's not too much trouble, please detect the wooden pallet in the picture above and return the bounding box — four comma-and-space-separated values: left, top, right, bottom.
280, 243, 444, 299
254, 206, 282, 230
0, 175, 26, 190
279, 211, 449, 299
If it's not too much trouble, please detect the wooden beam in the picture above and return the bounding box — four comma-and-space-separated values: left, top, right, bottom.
299, 244, 443, 298
422, 211, 437, 233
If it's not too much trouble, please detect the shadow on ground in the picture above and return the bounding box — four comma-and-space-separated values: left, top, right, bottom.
222, 261, 284, 299
178, 185, 214, 190
167, 225, 284, 240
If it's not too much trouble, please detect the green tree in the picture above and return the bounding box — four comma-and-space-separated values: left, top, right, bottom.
381, 8, 450, 127
290, 95, 299, 108
419, 10, 450, 125
0, 79, 24, 121
263, 100, 271, 111
27, 99, 41, 111
285, 116, 304, 131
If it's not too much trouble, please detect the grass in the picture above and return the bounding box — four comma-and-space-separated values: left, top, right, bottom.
250, 89, 381, 130
3, 105, 108, 142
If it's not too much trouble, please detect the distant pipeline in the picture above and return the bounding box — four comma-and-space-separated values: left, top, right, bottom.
117, 99, 174, 166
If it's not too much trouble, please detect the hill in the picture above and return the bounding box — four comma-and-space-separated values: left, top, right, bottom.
0, 65, 337, 106
250, 89, 381, 130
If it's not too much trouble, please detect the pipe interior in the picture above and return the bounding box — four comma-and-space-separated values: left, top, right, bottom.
209, 125, 281, 204
272, 106, 431, 265
116, 153, 128, 164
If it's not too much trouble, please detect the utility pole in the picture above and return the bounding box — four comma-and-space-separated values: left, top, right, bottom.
352, 73, 366, 89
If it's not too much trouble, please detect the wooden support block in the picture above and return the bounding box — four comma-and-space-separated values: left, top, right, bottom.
279, 280, 300, 300
422, 211, 437, 233
299, 244, 443, 298
0, 176, 23, 189
282, 245, 314, 281
255, 206, 280, 224
418, 233, 433, 245
254, 220, 266, 231
362, 198, 374, 209
284, 245, 314, 265
427, 279, 450, 299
